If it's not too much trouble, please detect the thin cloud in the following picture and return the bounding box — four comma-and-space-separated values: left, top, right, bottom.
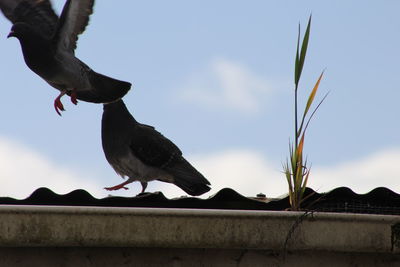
179, 58, 277, 113
184, 148, 400, 198
0, 136, 104, 199
312, 149, 400, 194
2, 136, 399, 200
188, 149, 285, 197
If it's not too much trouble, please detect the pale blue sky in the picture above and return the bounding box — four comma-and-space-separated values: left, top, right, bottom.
1, 1, 400, 198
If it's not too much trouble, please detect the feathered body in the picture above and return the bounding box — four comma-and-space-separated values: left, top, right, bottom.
102, 100, 211, 196
0, 0, 131, 113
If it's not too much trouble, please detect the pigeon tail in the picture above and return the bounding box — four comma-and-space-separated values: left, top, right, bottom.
166, 158, 211, 196
75, 70, 131, 103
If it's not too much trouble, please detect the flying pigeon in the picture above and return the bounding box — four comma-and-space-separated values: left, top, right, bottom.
101, 100, 211, 196
0, 0, 131, 115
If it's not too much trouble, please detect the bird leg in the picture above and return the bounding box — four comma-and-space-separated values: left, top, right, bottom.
54, 91, 66, 116
70, 89, 78, 105
140, 182, 148, 193
104, 180, 132, 191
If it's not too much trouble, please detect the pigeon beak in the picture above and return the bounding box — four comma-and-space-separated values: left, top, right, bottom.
7, 31, 15, 38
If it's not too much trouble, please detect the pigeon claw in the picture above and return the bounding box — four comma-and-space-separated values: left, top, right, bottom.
104, 185, 129, 191
70, 90, 78, 105
54, 91, 66, 116
54, 99, 65, 116
104, 179, 133, 191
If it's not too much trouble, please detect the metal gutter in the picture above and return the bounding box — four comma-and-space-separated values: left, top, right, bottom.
0, 205, 399, 254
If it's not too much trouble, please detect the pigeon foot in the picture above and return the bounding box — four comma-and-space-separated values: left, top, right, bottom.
140, 182, 148, 193
54, 91, 66, 116
70, 90, 78, 105
104, 182, 131, 191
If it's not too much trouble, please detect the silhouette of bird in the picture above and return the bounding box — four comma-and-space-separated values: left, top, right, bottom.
102, 100, 211, 196
0, 0, 131, 115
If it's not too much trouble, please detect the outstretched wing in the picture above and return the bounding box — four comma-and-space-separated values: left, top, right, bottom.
130, 124, 183, 169
53, 0, 94, 53
0, 0, 58, 38
0, 0, 22, 21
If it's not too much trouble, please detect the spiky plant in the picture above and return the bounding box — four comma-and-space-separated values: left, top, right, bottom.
283, 15, 328, 211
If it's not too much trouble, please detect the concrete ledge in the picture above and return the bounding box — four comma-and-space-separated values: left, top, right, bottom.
0, 205, 399, 254
1, 248, 400, 267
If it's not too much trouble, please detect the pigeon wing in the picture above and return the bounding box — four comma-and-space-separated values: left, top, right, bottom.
54, 0, 94, 53
130, 124, 183, 169
0, 0, 58, 37
0, 0, 22, 22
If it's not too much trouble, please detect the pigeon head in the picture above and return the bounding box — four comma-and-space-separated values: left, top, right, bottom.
8, 23, 27, 38
103, 99, 128, 112
103, 100, 138, 124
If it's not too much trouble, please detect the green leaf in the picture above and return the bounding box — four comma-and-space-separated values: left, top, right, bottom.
297, 71, 324, 137
284, 163, 293, 191
296, 134, 305, 160
293, 134, 305, 190
301, 167, 311, 190
299, 167, 311, 205
295, 15, 312, 86
304, 71, 324, 118
294, 23, 301, 86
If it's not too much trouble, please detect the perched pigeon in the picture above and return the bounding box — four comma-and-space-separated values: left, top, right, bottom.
0, 0, 131, 115
101, 100, 211, 196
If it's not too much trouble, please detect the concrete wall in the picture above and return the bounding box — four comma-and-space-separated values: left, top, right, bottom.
0, 206, 399, 266
1, 248, 400, 267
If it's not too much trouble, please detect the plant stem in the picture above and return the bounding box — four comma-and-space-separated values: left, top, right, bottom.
294, 84, 299, 146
